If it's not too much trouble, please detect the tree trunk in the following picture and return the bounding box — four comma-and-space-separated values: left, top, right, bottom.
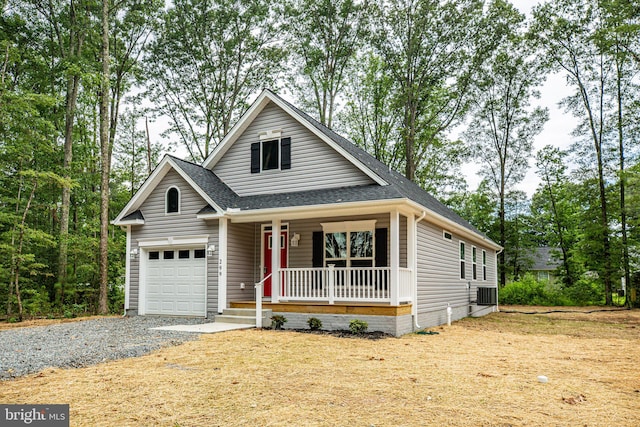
98, 0, 111, 315
615, 46, 631, 307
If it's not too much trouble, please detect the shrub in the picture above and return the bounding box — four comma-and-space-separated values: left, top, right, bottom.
349, 319, 368, 334
499, 274, 567, 306
307, 317, 323, 331
271, 315, 287, 330
563, 277, 604, 305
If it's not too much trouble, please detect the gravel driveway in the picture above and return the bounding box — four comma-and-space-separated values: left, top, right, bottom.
0, 317, 207, 380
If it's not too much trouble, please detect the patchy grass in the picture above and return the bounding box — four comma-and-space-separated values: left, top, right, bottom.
1, 307, 639, 426
0, 315, 118, 331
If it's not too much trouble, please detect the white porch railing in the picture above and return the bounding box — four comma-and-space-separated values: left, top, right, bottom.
280, 266, 413, 304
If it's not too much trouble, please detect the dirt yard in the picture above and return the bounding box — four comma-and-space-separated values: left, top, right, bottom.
1, 307, 639, 426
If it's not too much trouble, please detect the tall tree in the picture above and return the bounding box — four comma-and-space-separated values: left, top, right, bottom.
34, 0, 91, 303
97, 0, 110, 314
533, 0, 618, 304
145, 0, 284, 162
533, 146, 577, 286
287, 0, 366, 128
465, 0, 548, 287
372, 0, 486, 183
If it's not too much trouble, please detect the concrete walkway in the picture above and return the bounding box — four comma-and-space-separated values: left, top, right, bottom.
151, 322, 254, 334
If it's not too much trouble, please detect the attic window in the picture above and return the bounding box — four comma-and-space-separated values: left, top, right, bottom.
262, 139, 279, 170
443, 231, 452, 240
251, 136, 291, 173
166, 187, 180, 214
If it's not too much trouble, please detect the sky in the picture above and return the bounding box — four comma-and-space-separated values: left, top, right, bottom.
149, 0, 578, 198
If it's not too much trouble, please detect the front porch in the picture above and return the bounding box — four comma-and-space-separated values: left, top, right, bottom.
218, 209, 419, 313
277, 266, 413, 304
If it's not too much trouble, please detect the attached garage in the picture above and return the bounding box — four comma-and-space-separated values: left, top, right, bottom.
144, 248, 207, 316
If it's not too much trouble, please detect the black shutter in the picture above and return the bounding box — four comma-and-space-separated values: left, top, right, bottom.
281, 137, 291, 170
250, 142, 260, 173
312, 231, 324, 267
375, 228, 388, 267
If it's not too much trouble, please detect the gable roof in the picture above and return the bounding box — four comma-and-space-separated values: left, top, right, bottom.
114, 89, 499, 249
528, 247, 562, 271
202, 89, 388, 186
112, 155, 227, 224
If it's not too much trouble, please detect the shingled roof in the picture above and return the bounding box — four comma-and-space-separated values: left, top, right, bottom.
167, 90, 490, 241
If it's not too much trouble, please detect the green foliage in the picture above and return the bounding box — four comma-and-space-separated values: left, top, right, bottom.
307, 317, 323, 331
499, 275, 567, 306
499, 273, 606, 306
271, 315, 288, 330
349, 319, 368, 334
562, 278, 605, 306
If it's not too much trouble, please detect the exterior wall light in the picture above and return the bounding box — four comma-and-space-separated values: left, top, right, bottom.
207, 245, 216, 257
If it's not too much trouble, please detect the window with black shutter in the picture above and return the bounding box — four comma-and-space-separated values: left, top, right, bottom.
250, 136, 292, 173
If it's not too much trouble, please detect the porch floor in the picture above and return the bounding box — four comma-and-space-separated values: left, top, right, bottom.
230, 301, 412, 316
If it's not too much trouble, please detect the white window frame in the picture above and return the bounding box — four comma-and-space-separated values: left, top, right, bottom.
459, 241, 466, 280
472, 246, 477, 281
165, 186, 181, 215
259, 129, 282, 172
321, 220, 376, 267
443, 230, 453, 241
482, 249, 487, 281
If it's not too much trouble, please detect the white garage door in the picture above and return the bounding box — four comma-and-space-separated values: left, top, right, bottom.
145, 248, 206, 316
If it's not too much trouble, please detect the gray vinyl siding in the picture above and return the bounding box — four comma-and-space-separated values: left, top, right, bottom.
416, 220, 497, 327
127, 169, 219, 314
226, 222, 257, 303
213, 102, 375, 196
287, 213, 393, 269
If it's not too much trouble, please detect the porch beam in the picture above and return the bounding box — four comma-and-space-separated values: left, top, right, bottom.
271, 218, 281, 303
390, 209, 400, 305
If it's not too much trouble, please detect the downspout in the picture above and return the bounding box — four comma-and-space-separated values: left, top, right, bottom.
495, 247, 504, 313
413, 211, 427, 330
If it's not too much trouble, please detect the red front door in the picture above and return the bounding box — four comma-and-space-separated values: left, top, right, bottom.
263, 230, 288, 297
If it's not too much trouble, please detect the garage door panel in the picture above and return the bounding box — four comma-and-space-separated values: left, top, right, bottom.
144, 248, 207, 316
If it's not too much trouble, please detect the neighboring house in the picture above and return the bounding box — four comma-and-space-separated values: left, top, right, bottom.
527, 247, 562, 283
113, 89, 501, 336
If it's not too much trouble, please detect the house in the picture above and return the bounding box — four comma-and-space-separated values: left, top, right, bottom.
113, 89, 501, 336
526, 247, 562, 283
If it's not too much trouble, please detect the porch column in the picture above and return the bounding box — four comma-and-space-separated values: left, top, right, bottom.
390, 209, 400, 305
217, 217, 228, 313
271, 218, 281, 303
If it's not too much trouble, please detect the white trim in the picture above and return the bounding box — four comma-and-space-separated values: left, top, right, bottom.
390, 210, 400, 305
472, 246, 477, 281
113, 156, 224, 225
217, 218, 228, 313
482, 249, 487, 281
137, 235, 209, 247
165, 186, 181, 214
259, 129, 282, 140
320, 219, 377, 233
139, 246, 208, 317
117, 219, 145, 226
124, 226, 131, 310
202, 90, 388, 186
459, 240, 467, 281
271, 218, 281, 303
